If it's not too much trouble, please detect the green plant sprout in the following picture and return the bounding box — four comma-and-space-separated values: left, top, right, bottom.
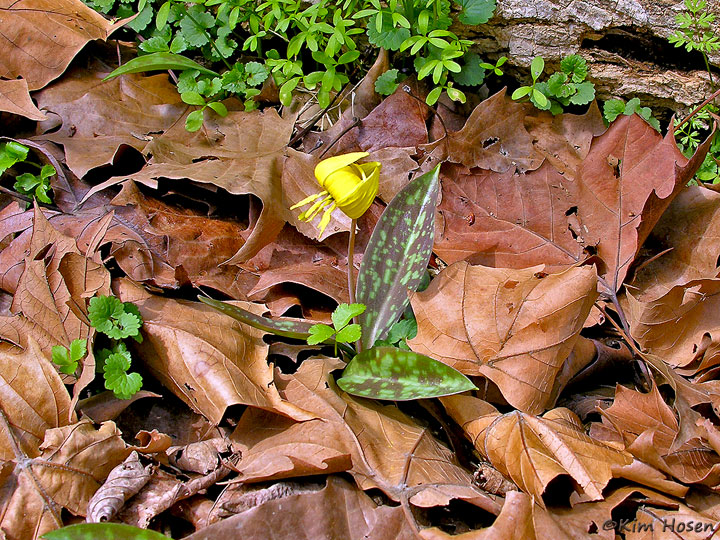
94, 0, 500, 128
674, 102, 720, 184
0, 141, 56, 204
603, 97, 661, 131
51, 339, 88, 376
513, 55, 596, 114
308, 303, 366, 355
668, 0, 719, 84
88, 295, 145, 399
511, 56, 549, 109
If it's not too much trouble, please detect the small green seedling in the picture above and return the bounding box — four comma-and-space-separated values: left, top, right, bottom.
511, 56, 548, 108
97, 342, 144, 400
0, 141, 56, 204
603, 97, 660, 131
180, 91, 228, 132
51, 339, 87, 375
307, 303, 366, 354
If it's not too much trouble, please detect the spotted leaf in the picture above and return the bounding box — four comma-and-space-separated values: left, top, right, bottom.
198, 296, 312, 339
356, 165, 440, 348
337, 346, 477, 400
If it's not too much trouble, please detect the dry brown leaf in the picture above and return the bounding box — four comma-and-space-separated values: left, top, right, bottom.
114, 279, 314, 424
626, 279, 720, 374
425, 90, 542, 173
185, 476, 418, 540
34, 68, 186, 178
0, 0, 127, 91
599, 384, 720, 485
433, 113, 712, 293
443, 395, 631, 505
0, 79, 46, 120
0, 339, 74, 461
232, 356, 502, 513
409, 262, 598, 413
118, 463, 231, 529
630, 186, 720, 302
167, 437, 230, 474
0, 419, 128, 539
86, 451, 152, 523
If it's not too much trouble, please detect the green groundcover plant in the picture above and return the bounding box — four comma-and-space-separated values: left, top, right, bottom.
91, 0, 503, 130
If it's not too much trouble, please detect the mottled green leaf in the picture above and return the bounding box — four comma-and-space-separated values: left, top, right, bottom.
337, 346, 477, 400
356, 166, 440, 348
198, 296, 312, 339
42, 522, 172, 540
103, 52, 219, 81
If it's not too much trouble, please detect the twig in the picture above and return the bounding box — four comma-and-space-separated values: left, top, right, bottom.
317, 116, 361, 159
673, 87, 720, 134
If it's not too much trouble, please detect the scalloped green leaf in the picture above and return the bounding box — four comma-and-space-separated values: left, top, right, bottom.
455, 0, 496, 25
356, 165, 440, 349
198, 296, 312, 339
103, 52, 219, 81
337, 346, 477, 400
42, 522, 171, 540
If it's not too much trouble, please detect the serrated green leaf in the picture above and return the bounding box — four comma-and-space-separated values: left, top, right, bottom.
69, 338, 87, 363
198, 296, 313, 339
560, 54, 588, 82
89, 295, 125, 334
307, 324, 336, 345
335, 323, 362, 343
455, 0, 496, 25
367, 14, 410, 51
42, 522, 172, 540
103, 52, 219, 80
624, 97, 641, 115
603, 99, 626, 122
51, 345, 78, 375
245, 62, 269, 86
453, 52, 486, 86
332, 303, 366, 330
569, 80, 595, 105
139, 35, 170, 53
375, 69, 400, 95
126, 4, 153, 32
356, 166, 440, 349
337, 346, 477, 400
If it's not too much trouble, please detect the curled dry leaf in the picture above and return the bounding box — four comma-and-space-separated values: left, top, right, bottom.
86, 451, 153, 523
443, 395, 631, 505
185, 476, 417, 540
167, 437, 231, 475
34, 68, 186, 178
598, 384, 720, 485
0, 339, 74, 461
0, 79, 46, 121
114, 279, 314, 425
232, 356, 502, 514
409, 262, 598, 413
0, 419, 128, 539
114, 108, 294, 263
0, 0, 128, 91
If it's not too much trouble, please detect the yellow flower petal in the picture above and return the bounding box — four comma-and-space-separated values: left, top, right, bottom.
315, 152, 369, 187
290, 190, 327, 210
318, 203, 336, 235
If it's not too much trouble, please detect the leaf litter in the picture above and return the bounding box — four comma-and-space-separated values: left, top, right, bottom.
1, 14, 720, 539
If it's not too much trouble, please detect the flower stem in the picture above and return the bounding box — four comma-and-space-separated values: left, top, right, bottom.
347, 218, 361, 352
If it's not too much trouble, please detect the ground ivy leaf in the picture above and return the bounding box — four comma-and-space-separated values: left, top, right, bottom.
455, 0, 496, 25
453, 52, 486, 87
367, 15, 410, 51
337, 346, 477, 401
569, 80, 595, 105
375, 69, 400, 95
335, 323, 362, 343
332, 303, 366, 330
308, 324, 336, 345
356, 165, 440, 349
603, 99, 626, 122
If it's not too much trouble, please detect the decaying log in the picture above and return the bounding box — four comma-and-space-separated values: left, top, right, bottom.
458, 0, 719, 115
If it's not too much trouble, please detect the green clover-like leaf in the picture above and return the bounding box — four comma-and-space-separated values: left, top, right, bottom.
307, 324, 336, 345
335, 323, 362, 343
332, 303, 366, 331
337, 346, 477, 400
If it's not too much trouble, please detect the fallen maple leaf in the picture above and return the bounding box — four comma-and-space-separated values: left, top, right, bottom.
409, 262, 598, 413
0, 79, 46, 121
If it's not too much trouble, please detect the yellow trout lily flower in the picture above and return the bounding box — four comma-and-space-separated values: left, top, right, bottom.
291, 152, 381, 235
